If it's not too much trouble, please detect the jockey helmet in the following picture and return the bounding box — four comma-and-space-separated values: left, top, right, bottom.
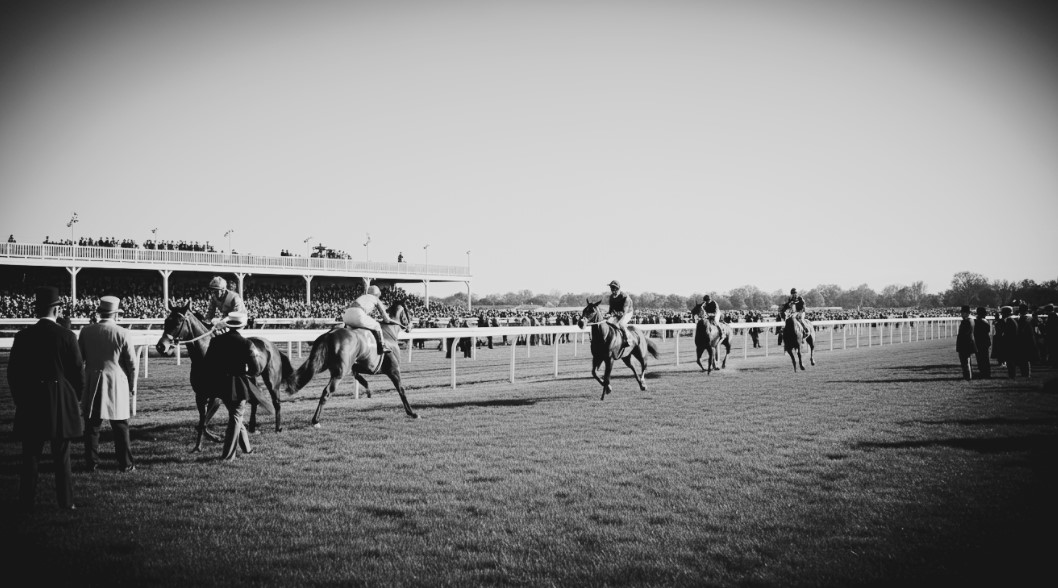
790, 288, 798, 295
209, 276, 227, 290
703, 294, 711, 301
367, 285, 381, 297
608, 280, 621, 290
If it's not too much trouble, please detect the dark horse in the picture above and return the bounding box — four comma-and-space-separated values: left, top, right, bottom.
694, 316, 731, 374
779, 310, 816, 372
578, 300, 660, 400
156, 302, 297, 451
290, 301, 418, 426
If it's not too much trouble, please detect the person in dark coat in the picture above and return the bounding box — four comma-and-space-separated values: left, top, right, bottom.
973, 307, 992, 378
1042, 304, 1058, 367
1015, 303, 1039, 378
955, 305, 977, 381
203, 311, 258, 460
993, 306, 1019, 379
7, 287, 84, 510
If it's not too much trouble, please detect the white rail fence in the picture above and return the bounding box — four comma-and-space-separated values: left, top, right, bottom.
2, 318, 965, 394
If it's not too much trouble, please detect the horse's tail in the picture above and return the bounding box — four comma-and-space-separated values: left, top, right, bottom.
278, 350, 298, 394
293, 335, 329, 394
645, 338, 660, 360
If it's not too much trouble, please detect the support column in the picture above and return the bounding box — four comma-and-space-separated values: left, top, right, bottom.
159, 269, 173, 310
423, 280, 430, 310
66, 267, 82, 309
303, 275, 314, 304
465, 281, 472, 313
234, 273, 246, 296
361, 277, 371, 291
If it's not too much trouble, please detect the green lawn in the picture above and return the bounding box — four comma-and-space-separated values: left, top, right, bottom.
2, 338, 1056, 586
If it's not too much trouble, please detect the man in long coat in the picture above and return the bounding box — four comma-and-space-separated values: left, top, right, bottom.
79, 296, 138, 472
973, 306, 992, 378
993, 306, 1019, 379
203, 311, 258, 460
7, 287, 83, 510
955, 305, 977, 381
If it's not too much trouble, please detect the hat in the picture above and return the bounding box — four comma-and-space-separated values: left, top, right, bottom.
209, 276, 227, 290
1000, 306, 1013, 316
960, 305, 971, 313
976, 306, 987, 316
34, 286, 62, 308
223, 311, 248, 328
1045, 304, 1055, 313
97, 295, 122, 315
608, 280, 621, 289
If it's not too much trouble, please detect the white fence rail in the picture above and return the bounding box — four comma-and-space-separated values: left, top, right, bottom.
2, 318, 965, 393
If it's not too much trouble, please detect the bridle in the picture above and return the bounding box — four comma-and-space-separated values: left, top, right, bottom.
165, 309, 216, 346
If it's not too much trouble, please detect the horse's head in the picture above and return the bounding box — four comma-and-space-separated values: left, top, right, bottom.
388, 301, 411, 332
578, 299, 603, 329
156, 301, 199, 356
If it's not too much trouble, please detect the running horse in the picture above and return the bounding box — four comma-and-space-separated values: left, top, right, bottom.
694, 315, 731, 374
578, 299, 660, 400
779, 310, 816, 372
156, 302, 297, 451
290, 301, 418, 426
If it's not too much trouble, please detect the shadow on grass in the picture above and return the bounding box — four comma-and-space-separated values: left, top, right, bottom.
417, 398, 543, 410
905, 416, 1058, 427
853, 433, 1057, 456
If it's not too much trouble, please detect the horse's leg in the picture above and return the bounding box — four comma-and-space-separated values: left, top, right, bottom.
383, 364, 419, 419
788, 349, 798, 372
721, 337, 731, 369
192, 394, 223, 452
248, 400, 259, 434
601, 358, 614, 400
311, 376, 341, 428
623, 353, 646, 391
591, 357, 606, 388
696, 344, 707, 372
797, 347, 805, 371
807, 335, 816, 366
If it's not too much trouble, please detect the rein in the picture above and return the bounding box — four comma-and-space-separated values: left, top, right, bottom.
169, 312, 217, 345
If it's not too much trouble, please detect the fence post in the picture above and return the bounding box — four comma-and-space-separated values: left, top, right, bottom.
451, 347, 457, 389
509, 342, 517, 383
554, 338, 560, 377
675, 330, 680, 365
743, 328, 748, 359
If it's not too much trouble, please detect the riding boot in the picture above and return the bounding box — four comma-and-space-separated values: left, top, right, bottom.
373, 331, 388, 355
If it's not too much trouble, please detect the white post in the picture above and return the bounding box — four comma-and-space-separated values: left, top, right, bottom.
451, 347, 457, 389
554, 338, 559, 377
764, 328, 769, 357
675, 330, 680, 365
176, 342, 181, 366
509, 342, 516, 383
830, 325, 834, 351
743, 329, 748, 359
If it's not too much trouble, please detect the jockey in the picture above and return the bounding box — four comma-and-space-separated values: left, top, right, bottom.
695, 294, 719, 326
606, 280, 633, 349
205, 276, 247, 331
782, 288, 808, 332
342, 285, 398, 355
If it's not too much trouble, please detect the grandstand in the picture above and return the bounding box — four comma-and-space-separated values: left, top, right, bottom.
0, 241, 473, 317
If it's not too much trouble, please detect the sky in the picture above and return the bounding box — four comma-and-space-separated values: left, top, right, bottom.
2, 0, 1056, 300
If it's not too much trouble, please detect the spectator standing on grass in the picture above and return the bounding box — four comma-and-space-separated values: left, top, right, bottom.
78, 296, 138, 472
993, 306, 1019, 379
956, 305, 976, 381
1015, 302, 1039, 378
7, 286, 84, 511
204, 312, 258, 461
1042, 304, 1058, 367
974, 306, 992, 379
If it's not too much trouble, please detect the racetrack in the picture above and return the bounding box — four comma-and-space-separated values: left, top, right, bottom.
2, 337, 1056, 586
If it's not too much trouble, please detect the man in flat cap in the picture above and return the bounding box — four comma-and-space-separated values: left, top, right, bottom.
79, 295, 138, 472
7, 286, 84, 511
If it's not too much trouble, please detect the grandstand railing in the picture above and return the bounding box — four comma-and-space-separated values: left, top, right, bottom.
1, 317, 966, 392
0, 242, 470, 279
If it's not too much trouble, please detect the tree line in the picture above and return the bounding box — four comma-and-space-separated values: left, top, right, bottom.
439, 272, 1057, 311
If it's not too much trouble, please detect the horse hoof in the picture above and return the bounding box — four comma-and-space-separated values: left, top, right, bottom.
189, 447, 201, 454
313, 423, 321, 429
